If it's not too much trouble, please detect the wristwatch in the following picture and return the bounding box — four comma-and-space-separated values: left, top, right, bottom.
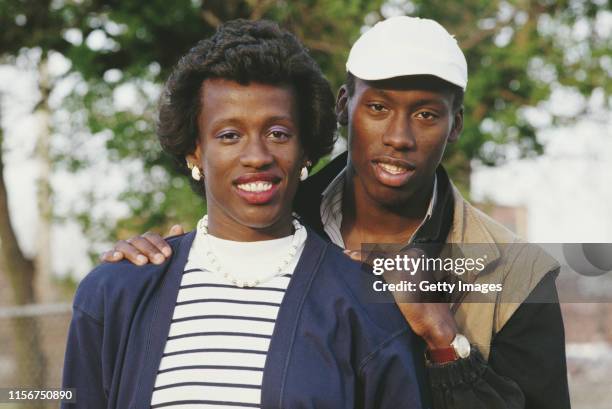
426, 334, 471, 364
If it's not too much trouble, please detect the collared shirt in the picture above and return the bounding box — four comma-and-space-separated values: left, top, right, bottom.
320, 167, 437, 248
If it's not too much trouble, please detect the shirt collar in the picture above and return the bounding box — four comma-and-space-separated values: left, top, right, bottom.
320, 166, 441, 248
320, 167, 347, 247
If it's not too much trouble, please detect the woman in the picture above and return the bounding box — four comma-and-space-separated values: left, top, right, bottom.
62, 20, 422, 409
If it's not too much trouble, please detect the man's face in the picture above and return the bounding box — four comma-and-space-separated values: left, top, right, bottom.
338, 75, 463, 208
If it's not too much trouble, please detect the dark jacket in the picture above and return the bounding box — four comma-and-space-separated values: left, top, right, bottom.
294, 152, 571, 409
62, 228, 423, 409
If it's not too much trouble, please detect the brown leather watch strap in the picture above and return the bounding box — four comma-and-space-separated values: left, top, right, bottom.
426, 347, 458, 364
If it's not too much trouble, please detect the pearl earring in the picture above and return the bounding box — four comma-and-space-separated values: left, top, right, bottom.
186, 160, 202, 181
300, 166, 308, 181
300, 160, 312, 182
191, 166, 202, 181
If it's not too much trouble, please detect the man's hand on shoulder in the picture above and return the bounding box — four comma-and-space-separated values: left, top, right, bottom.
100, 225, 185, 265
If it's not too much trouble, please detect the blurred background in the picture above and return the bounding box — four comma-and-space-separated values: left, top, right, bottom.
0, 0, 610, 408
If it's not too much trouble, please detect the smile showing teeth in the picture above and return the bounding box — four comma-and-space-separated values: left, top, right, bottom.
236, 181, 274, 192
378, 163, 408, 175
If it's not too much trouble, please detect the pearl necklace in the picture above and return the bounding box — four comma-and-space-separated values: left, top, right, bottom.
197, 215, 306, 288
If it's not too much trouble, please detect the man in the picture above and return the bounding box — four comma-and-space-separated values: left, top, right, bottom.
102, 16, 570, 409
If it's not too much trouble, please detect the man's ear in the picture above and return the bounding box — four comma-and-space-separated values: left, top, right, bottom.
336, 85, 349, 126
448, 108, 463, 143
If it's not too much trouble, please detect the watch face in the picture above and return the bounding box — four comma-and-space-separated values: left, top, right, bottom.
453, 334, 471, 358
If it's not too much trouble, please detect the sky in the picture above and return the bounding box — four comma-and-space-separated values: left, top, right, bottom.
472, 118, 612, 243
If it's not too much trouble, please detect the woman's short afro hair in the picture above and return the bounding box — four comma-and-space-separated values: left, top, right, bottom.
157, 19, 337, 194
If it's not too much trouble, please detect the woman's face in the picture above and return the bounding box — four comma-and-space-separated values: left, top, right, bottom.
188, 78, 305, 241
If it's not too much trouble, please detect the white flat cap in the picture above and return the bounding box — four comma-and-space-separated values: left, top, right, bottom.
346, 16, 468, 90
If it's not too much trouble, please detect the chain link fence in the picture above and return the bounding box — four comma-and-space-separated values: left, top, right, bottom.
0, 303, 71, 409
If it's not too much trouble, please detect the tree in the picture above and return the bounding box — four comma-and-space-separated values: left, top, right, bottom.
403, 0, 611, 190
0, 1, 97, 405
56, 0, 608, 245
3, 0, 610, 272
55, 0, 387, 244
0, 0, 97, 298
0, 97, 47, 407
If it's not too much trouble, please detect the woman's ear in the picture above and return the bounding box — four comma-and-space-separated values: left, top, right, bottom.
185, 141, 204, 182
186, 140, 203, 167
336, 85, 349, 126
185, 155, 197, 168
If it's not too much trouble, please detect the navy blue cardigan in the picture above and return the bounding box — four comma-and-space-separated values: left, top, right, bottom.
62, 228, 423, 409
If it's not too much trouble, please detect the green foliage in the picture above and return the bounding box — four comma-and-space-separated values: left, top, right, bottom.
0, 0, 81, 56
53, 0, 386, 241
407, 0, 611, 187
2, 0, 609, 248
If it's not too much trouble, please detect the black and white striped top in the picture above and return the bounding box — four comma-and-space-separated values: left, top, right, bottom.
151, 224, 306, 408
